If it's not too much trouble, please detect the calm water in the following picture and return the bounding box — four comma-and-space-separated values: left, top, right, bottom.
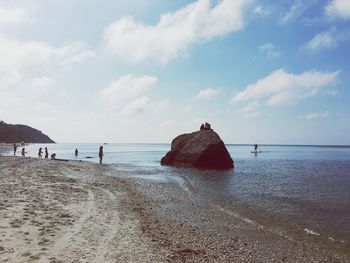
12, 143, 350, 242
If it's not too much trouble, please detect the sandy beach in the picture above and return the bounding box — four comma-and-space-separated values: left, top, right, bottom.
0, 155, 349, 262
0, 156, 166, 262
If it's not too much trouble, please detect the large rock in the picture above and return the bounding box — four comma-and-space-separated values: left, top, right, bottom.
161, 130, 234, 170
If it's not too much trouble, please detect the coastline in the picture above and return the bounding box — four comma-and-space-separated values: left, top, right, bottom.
0, 156, 349, 262
121, 171, 350, 262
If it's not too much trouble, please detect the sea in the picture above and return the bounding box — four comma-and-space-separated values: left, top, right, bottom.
7, 143, 350, 245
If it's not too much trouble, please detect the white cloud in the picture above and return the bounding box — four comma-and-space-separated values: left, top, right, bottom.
0, 68, 20, 90
239, 101, 262, 118
232, 69, 340, 107
59, 44, 96, 65
0, 36, 51, 75
305, 31, 335, 51
123, 96, 152, 115
253, 6, 270, 16
122, 96, 152, 115
0, 35, 95, 90
0, 7, 27, 25
282, 0, 318, 24
303, 111, 330, 120
282, 0, 305, 23
0, 35, 95, 116
193, 88, 220, 100
152, 99, 170, 113
259, 43, 281, 58
240, 101, 259, 113
304, 30, 350, 52
28, 77, 56, 93
326, 0, 350, 20
100, 75, 158, 105
103, 0, 250, 64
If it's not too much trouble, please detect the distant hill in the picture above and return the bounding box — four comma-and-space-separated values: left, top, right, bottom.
0, 121, 55, 143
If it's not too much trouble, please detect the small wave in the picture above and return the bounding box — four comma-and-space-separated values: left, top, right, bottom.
175, 175, 194, 194
214, 205, 264, 230
213, 205, 299, 242
304, 228, 320, 236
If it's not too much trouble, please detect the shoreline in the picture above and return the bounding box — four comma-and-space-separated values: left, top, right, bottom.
0, 156, 349, 262
120, 170, 350, 262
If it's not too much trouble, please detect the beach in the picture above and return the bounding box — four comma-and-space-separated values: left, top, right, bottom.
0, 154, 349, 262
0, 156, 167, 262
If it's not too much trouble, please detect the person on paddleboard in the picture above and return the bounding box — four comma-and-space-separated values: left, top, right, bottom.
254, 144, 258, 151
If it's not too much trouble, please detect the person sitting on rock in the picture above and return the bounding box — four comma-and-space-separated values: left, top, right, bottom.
200, 124, 205, 131
204, 122, 211, 130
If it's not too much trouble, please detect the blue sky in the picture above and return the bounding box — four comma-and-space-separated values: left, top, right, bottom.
0, 0, 349, 144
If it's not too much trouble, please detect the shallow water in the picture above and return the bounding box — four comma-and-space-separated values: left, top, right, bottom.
9, 143, 350, 243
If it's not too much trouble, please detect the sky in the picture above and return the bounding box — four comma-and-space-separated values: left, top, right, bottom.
0, 0, 349, 144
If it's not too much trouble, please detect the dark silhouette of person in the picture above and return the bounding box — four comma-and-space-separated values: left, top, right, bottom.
99, 146, 104, 164
75, 148, 79, 157
13, 143, 18, 155
45, 147, 49, 159
204, 122, 211, 130
254, 144, 258, 151
51, 153, 56, 159
21, 148, 25, 157
200, 124, 204, 131
38, 148, 43, 159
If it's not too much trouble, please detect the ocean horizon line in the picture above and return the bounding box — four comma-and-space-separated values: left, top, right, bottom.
8, 142, 350, 148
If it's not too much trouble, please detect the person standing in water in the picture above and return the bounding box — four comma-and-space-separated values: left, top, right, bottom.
99, 146, 104, 164
38, 148, 43, 159
13, 143, 18, 155
75, 148, 79, 157
254, 144, 258, 151
44, 147, 49, 159
21, 147, 26, 157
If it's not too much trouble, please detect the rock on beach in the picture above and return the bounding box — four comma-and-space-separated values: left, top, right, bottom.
161, 129, 234, 170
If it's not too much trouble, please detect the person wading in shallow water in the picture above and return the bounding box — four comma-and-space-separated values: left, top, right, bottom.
99, 146, 104, 164
13, 143, 18, 155
75, 148, 79, 157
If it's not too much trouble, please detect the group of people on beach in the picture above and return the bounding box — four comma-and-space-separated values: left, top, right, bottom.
13, 143, 104, 164
37, 147, 56, 159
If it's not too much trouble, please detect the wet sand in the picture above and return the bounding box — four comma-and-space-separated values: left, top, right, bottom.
122, 174, 350, 263
0, 156, 349, 262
